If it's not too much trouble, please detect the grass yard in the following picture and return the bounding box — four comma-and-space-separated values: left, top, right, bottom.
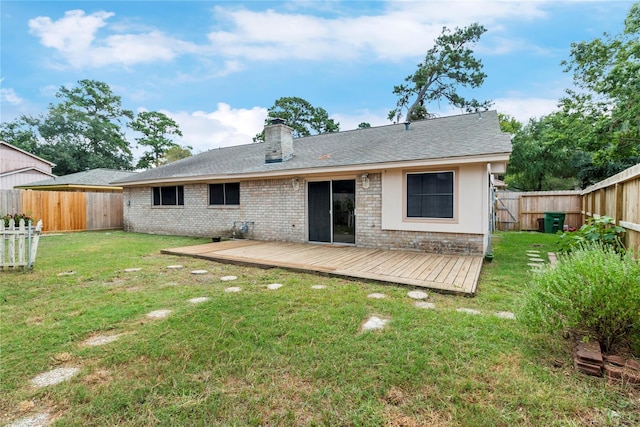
0, 231, 638, 426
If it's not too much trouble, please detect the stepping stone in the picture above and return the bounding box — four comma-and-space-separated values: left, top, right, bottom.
224, 287, 241, 293
57, 271, 75, 276
83, 334, 120, 346
311, 285, 326, 289
267, 283, 283, 290
495, 311, 516, 320
407, 290, 428, 300
220, 275, 237, 281
191, 270, 208, 275
167, 265, 183, 269
362, 316, 388, 331
456, 308, 481, 315
124, 268, 142, 272
188, 297, 210, 304
30, 367, 80, 387
146, 309, 172, 319
5, 412, 51, 427
367, 293, 386, 299
528, 257, 545, 262
526, 250, 541, 254
414, 301, 436, 309
527, 263, 544, 268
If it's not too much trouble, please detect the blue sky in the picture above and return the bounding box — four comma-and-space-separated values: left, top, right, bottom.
0, 1, 634, 158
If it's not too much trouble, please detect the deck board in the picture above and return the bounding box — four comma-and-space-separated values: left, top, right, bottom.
162, 240, 483, 295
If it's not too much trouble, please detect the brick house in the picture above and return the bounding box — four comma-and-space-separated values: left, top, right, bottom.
113, 111, 511, 256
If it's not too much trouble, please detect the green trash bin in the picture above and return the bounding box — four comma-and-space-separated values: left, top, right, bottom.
544, 212, 566, 233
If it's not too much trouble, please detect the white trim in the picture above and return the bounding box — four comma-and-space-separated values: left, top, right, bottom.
0, 141, 56, 166
0, 167, 56, 179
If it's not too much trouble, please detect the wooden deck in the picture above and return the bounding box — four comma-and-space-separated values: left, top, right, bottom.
162, 240, 483, 295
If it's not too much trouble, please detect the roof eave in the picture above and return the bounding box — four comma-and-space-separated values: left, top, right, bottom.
116, 152, 512, 187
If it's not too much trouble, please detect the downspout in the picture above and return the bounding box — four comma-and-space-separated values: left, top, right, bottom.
485, 165, 495, 262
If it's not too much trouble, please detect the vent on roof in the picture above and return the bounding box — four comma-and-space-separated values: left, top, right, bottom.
264, 117, 293, 163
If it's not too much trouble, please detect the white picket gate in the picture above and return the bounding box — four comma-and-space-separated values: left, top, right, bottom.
0, 219, 43, 269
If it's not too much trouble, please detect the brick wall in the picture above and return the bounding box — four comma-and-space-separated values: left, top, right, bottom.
123, 179, 306, 241
124, 173, 483, 255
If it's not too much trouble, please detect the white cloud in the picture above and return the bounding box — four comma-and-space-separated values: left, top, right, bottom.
26, 2, 551, 72
28, 10, 196, 68
1, 87, 23, 105
163, 103, 268, 153
331, 110, 390, 131
206, 1, 549, 62
493, 96, 561, 123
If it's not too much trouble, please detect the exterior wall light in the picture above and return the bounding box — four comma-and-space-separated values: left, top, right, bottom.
361, 173, 370, 189
291, 177, 300, 191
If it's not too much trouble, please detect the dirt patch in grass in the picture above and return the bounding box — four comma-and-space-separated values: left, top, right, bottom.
383, 406, 453, 427
83, 369, 112, 386
220, 372, 319, 424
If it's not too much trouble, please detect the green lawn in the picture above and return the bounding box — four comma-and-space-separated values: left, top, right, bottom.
0, 231, 637, 426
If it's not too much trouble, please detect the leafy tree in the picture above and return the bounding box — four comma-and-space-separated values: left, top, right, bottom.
0, 115, 42, 153
505, 113, 581, 191
498, 113, 522, 135
253, 97, 339, 142
357, 122, 371, 129
161, 145, 193, 164
559, 2, 640, 182
37, 80, 135, 173
388, 23, 491, 123
129, 111, 183, 169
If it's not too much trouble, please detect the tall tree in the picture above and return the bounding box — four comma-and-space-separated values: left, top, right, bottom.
161, 145, 193, 165
129, 111, 183, 169
253, 97, 339, 142
388, 23, 491, 123
559, 2, 640, 181
0, 115, 41, 153
39, 80, 135, 173
505, 113, 582, 191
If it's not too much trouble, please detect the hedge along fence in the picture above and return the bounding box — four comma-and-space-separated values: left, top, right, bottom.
581, 163, 640, 253
0, 189, 123, 232
495, 190, 583, 231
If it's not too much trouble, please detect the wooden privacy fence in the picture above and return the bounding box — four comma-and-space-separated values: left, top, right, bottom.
581, 163, 640, 252
495, 190, 583, 231
0, 190, 123, 232
1, 219, 43, 269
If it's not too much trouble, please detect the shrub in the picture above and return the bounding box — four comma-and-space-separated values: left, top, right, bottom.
557, 215, 625, 253
519, 243, 640, 353
2, 213, 37, 228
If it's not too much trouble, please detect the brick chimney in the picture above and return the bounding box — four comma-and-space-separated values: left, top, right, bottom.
264, 118, 294, 163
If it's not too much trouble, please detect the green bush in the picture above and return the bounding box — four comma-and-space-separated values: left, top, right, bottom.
557, 215, 625, 253
519, 243, 640, 353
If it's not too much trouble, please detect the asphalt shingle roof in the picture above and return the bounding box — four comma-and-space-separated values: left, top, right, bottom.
114, 111, 511, 185
24, 168, 137, 187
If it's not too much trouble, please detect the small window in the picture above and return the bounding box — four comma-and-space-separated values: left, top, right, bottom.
406, 171, 454, 218
209, 183, 240, 205
152, 186, 184, 206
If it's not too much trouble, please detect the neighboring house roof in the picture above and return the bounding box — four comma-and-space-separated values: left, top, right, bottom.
0, 141, 56, 168
16, 168, 137, 190
114, 111, 511, 186
0, 167, 56, 179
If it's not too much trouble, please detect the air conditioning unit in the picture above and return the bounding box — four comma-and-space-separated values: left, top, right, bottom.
232, 221, 254, 239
